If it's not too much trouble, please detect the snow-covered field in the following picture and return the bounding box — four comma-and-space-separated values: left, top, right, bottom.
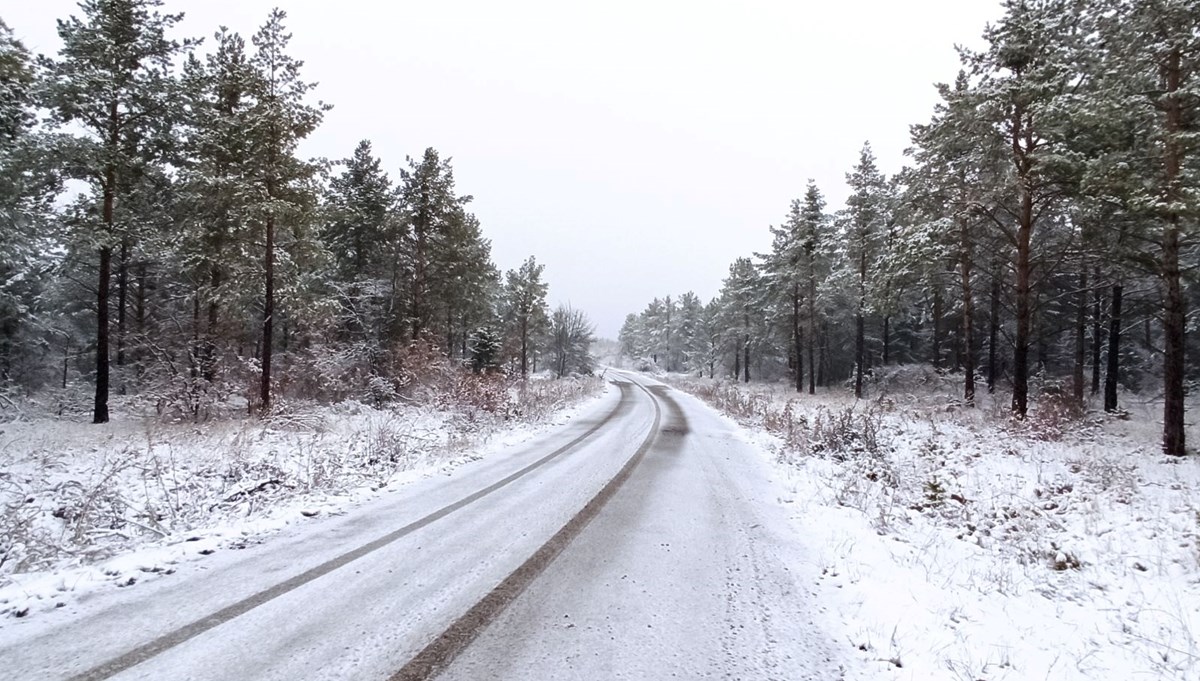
0, 375, 604, 623
665, 367, 1200, 681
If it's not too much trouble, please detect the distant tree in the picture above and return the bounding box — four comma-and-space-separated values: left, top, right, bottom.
503, 256, 549, 378
468, 326, 502, 373
719, 257, 764, 383
844, 142, 888, 399
549, 304, 595, 377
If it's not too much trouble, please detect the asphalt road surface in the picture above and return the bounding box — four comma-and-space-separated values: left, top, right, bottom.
1, 373, 846, 681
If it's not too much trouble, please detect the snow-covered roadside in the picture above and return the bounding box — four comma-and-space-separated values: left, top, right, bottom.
0, 375, 606, 623
664, 369, 1200, 681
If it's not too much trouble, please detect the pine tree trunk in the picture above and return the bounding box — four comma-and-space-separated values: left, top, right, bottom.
1161, 46, 1186, 456
135, 263, 146, 354
961, 219, 975, 407
117, 240, 128, 376
742, 335, 750, 383
793, 287, 803, 393
1091, 273, 1102, 395
260, 211, 275, 415
807, 278, 817, 395
1011, 102, 1035, 419
932, 287, 943, 370
988, 267, 1000, 394
1104, 284, 1121, 413
883, 316, 891, 367
1073, 270, 1086, 404
93, 158, 115, 425
520, 317, 528, 379
817, 322, 827, 388
205, 264, 221, 383
854, 312, 864, 399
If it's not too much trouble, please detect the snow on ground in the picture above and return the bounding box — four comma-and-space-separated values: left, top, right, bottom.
664, 366, 1200, 681
0, 374, 605, 623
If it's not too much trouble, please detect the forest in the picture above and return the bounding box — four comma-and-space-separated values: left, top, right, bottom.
620, 0, 1199, 456
0, 2, 597, 425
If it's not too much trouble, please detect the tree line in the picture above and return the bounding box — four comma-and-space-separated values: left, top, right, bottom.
621, 0, 1199, 456
0, 1, 595, 423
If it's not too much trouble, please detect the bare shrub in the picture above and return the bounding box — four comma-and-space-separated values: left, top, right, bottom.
1026, 387, 1084, 442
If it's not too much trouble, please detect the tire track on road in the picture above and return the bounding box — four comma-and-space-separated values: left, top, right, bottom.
391, 374, 672, 681
69, 383, 636, 681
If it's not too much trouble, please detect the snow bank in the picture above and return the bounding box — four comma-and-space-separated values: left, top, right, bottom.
667, 372, 1200, 680
0, 375, 604, 621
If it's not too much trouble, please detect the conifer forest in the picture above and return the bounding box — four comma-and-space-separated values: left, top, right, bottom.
620, 0, 1200, 457
0, 2, 596, 426
3, 2, 1200, 680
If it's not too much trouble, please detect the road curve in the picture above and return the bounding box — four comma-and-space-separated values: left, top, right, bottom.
1, 373, 849, 680
0, 377, 657, 681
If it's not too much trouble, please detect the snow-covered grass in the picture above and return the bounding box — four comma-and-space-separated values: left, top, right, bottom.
0, 374, 604, 621
665, 367, 1200, 681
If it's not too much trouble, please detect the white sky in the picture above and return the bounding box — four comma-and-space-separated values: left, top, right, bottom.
8, 0, 1001, 338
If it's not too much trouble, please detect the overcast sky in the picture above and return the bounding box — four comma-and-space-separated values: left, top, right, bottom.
8, 0, 1002, 338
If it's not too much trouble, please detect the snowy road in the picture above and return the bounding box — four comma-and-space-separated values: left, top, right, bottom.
1, 374, 846, 681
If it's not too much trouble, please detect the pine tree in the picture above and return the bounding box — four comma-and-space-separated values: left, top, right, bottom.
1094, 0, 1200, 455
0, 20, 59, 389
719, 257, 764, 383
323, 138, 398, 367
245, 8, 328, 414
961, 0, 1084, 418
397, 148, 470, 341
40, 0, 193, 423
503, 256, 549, 379
763, 198, 808, 392
844, 142, 888, 399
177, 28, 258, 387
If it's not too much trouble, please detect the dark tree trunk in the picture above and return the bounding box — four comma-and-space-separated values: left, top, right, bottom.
93, 157, 116, 424
817, 322, 828, 388
1105, 284, 1122, 413
1091, 274, 1102, 394
1011, 102, 1035, 419
742, 336, 750, 383
204, 264, 221, 383
1073, 270, 1086, 404
94, 244, 112, 424
520, 318, 529, 379
811, 268, 820, 390
260, 211, 275, 414
988, 267, 1000, 394
882, 315, 891, 366
191, 290, 201, 381
135, 263, 146, 343
116, 240, 128, 377
932, 287, 943, 370
1161, 46, 1186, 456
961, 219, 975, 406
793, 287, 803, 393
1013, 207, 1032, 418
854, 312, 864, 398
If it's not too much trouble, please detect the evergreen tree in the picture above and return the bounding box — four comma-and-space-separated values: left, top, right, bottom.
244, 8, 328, 414
1093, 0, 1200, 455
0, 21, 59, 389
961, 0, 1084, 417
40, 0, 193, 422
844, 142, 888, 398
503, 256, 549, 379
